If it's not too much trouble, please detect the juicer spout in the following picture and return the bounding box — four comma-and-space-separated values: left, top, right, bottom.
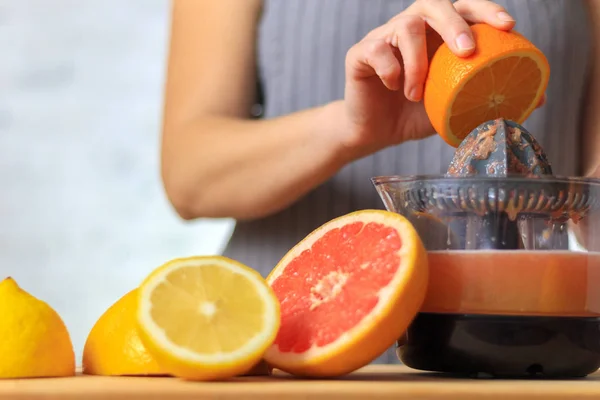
446, 118, 553, 178
445, 118, 554, 251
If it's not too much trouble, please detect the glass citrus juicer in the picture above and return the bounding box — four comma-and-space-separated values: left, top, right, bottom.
372, 118, 600, 378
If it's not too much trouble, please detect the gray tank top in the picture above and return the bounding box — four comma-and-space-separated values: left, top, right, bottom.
222, 0, 591, 363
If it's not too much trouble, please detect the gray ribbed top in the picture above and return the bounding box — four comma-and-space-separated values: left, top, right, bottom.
222, 0, 591, 363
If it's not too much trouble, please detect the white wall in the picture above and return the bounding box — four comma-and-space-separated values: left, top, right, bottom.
0, 0, 233, 363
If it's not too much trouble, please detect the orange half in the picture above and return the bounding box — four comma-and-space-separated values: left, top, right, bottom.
424, 24, 550, 147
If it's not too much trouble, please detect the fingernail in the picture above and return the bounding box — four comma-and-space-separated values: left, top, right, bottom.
455, 33, 475, 51
497, 11, 514, 22
408, 87, 420, 101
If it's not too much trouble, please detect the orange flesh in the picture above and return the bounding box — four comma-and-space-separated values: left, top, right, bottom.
423, 250, 600, 317
449, 56, 542, 140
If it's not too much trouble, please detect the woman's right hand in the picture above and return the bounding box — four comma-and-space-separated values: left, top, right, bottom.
336, 0, 517, 159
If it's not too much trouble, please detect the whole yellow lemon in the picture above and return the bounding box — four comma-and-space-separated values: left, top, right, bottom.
0, 277, 75, 378
82, 288, 166, 376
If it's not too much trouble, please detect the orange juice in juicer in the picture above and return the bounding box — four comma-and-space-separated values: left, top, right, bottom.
372, 118, 600, 378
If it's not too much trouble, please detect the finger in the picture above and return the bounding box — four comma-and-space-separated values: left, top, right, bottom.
411, 0, 475, 56
345, 38, 402, 91
386, 14, 428, 101
536, 92, 546, 108
454, 0, 516, 29
589, 161, 600, 177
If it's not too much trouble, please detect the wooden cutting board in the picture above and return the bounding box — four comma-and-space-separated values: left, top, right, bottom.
1, 365, 600, 400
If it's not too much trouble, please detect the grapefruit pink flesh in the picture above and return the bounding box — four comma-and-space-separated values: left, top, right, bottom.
265, 210, 428, 376
271, 221, 402, 352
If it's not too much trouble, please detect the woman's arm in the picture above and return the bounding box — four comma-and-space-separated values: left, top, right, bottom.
162, 0, 350, 221
569, 0, 600, 250
161, 0, 515, 222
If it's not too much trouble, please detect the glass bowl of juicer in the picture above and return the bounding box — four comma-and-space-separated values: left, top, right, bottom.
372, 174, 600, 378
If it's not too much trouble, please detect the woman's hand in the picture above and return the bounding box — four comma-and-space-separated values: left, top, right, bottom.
338, 0, 516, 159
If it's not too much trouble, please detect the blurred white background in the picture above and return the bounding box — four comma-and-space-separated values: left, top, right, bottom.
0, 0, 233, 363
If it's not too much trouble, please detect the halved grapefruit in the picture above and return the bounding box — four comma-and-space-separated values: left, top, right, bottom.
264, 209, 428, 376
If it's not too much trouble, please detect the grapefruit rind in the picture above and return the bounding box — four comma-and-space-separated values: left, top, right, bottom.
136, 256, 281, 380
264, 210, 429, 376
